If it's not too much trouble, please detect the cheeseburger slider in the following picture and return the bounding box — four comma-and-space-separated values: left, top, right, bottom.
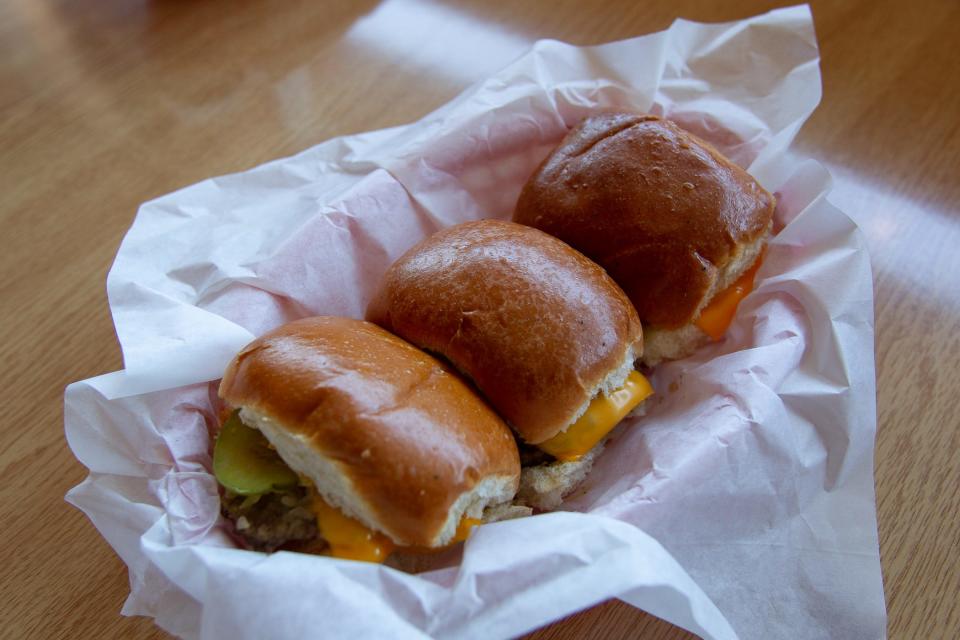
367, 219, 653, 510
212, 316, 521, 562
513, 113, 774, 365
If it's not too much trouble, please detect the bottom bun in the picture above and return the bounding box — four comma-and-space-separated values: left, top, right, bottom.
516, 444, 605, 511
385, 503, 534, 574
641, 323, 711, 367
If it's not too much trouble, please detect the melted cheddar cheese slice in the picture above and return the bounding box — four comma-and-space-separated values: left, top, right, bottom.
312, 497, 482, 562
454, 517, 481, 542
312, 496, 395, 562
695, 256, 764, 341
538, 370, 653, 462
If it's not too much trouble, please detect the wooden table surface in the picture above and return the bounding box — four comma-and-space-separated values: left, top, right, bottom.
3, 0, 957, 638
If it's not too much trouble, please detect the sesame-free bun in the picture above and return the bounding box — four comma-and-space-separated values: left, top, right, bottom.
513, 113, 773, 363
219, 316, 520, 548
367, 219, 643, 445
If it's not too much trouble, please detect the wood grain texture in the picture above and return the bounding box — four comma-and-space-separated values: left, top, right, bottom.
1, 0, 957, 638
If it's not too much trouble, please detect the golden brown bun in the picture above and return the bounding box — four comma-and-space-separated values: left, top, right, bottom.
513, 113, 774, 329
366, 219, 643, 445
219, 316, 520, 548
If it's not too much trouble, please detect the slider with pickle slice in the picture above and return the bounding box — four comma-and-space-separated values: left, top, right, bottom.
211, 316, 522, 563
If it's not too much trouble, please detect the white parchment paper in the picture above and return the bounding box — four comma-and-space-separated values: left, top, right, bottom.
65, 6, 886, 639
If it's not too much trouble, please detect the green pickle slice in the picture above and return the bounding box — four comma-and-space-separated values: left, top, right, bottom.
213, 411, 298, 495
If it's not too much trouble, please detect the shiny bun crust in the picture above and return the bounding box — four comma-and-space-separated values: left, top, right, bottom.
219, 316, 520, 548
367, 219, 643, 445
513, 113, 774, 329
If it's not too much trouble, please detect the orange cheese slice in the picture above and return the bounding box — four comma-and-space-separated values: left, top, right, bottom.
312, 497, 483, 562
537, 370, 653, 462
312, 496, 395, 562
454, 517, 481, 542
695, 256, 764, 341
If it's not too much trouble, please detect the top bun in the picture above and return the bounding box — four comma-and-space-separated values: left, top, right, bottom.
367, 219, 642, 445
219, 316, 520, 548
513, 113, 774, 330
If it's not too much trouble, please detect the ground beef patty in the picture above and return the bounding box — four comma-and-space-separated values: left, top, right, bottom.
221, 485, 319, 552
517, 439, 555, 467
